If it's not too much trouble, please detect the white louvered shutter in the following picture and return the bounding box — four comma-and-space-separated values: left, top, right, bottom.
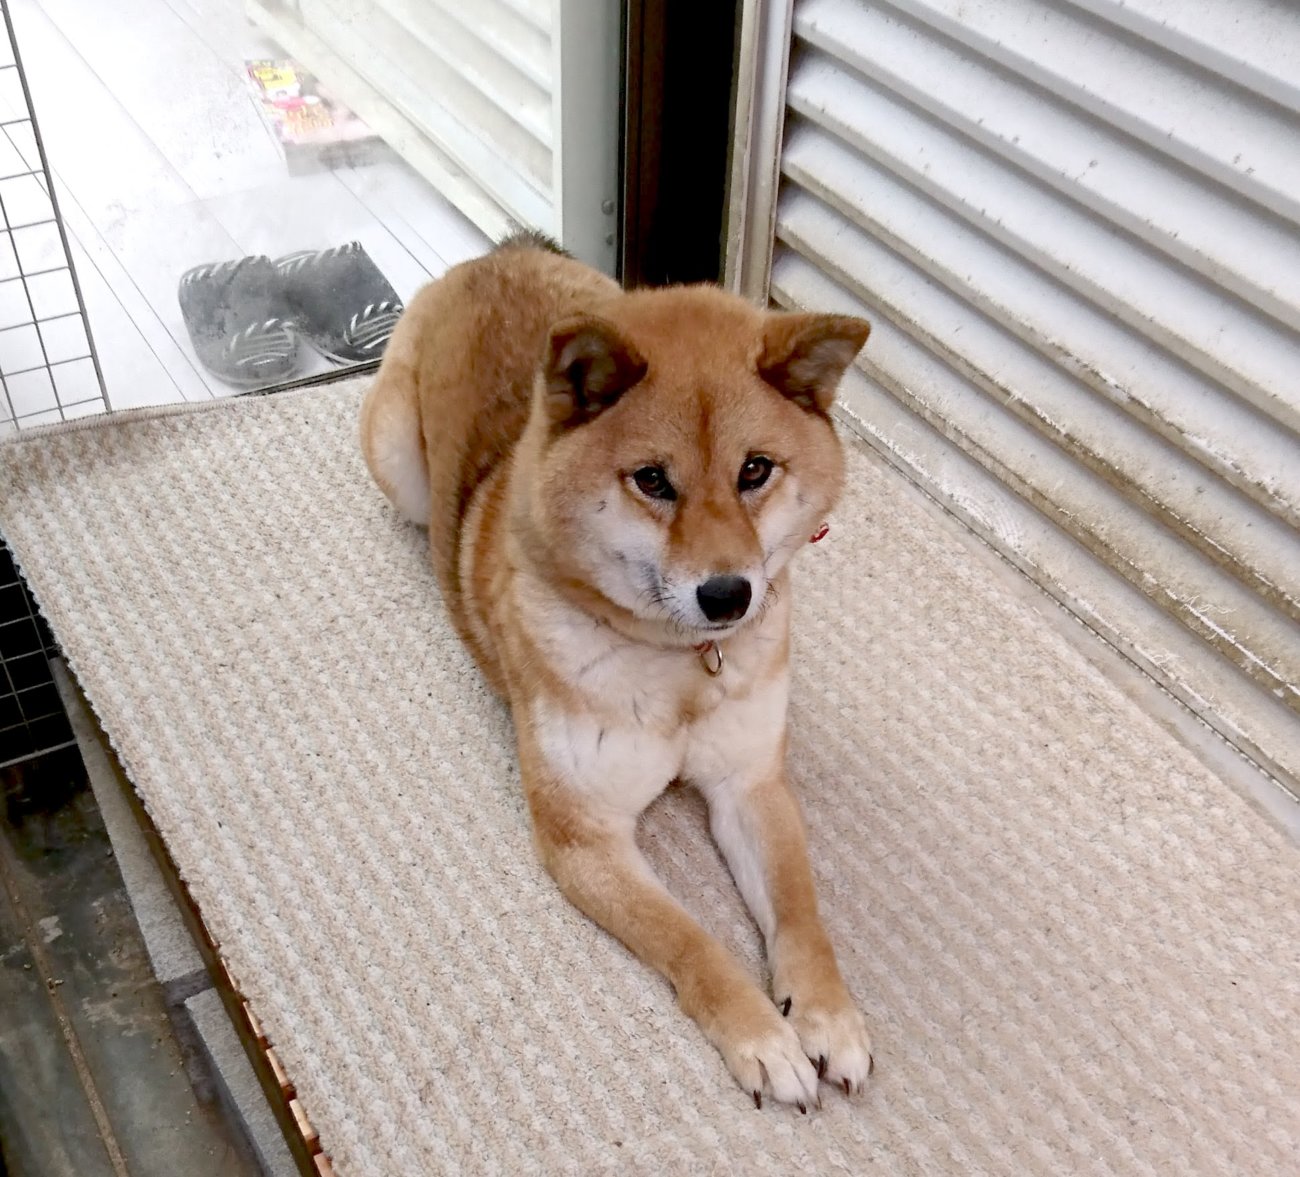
734, 0, 1300, 795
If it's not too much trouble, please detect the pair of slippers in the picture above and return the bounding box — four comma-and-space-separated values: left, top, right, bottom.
178, 242, 403, 387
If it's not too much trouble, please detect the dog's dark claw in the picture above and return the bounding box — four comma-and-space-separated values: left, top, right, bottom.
842, 1077, 852, 1096
868, 1053, 875, 1076
753, 1090, 762, 1110
797, 1102, 807, 1115
780, 997, 792, 1017
817, 1055, 828, 1079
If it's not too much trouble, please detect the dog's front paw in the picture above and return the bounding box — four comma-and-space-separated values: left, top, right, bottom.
775, 976, 873, 1097
703, 986, 822, 1111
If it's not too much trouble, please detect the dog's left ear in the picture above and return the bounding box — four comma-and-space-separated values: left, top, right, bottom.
758, 313, 871, 414
545, 316, 647, 426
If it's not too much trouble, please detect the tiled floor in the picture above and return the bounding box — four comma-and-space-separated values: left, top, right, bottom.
7, 0, 489, 413
0, 744, 260, 1176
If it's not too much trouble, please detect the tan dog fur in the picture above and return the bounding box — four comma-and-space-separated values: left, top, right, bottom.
360, 238, 872, 1110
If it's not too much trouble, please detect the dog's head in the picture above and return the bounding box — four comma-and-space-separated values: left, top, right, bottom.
521, 285, 869, 642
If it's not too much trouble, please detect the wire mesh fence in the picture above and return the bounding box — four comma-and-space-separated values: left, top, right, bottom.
0, 0, 107, 764
0, 540, 72, 768
0, 0, 108, 433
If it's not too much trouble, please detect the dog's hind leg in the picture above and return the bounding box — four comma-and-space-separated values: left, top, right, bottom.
360, 342, 430, 524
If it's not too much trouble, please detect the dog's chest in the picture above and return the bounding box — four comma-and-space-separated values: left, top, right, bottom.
574, 637, 726, 726
527, 620, 785, 816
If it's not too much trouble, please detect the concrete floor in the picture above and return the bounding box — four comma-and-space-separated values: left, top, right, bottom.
0, 744, 260, 1176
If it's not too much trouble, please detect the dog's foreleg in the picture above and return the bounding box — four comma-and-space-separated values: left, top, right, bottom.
521, 760, 820, 1109
700, 766, 874, 1096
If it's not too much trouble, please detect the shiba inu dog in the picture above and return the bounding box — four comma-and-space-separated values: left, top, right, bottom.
360, 233, 872, 1110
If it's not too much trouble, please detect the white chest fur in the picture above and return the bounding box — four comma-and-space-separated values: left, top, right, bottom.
524, 595, 791, 820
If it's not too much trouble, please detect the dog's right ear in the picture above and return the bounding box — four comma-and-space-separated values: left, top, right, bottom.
545, 316, 647, 426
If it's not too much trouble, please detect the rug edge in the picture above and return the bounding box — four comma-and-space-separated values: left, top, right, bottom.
0, 377, 372, 450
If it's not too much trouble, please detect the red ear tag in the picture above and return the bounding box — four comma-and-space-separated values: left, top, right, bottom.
809, 522, 830, 544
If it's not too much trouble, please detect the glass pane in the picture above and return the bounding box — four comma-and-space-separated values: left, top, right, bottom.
9, 0, 622, 405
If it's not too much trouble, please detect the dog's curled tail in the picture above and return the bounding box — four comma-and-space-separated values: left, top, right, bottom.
495, 228, 569, 257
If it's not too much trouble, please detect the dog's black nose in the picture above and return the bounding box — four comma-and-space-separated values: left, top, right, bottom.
696, 576, 752, 623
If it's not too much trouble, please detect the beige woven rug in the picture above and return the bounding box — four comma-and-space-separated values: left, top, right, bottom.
1, 379, 1296, 1176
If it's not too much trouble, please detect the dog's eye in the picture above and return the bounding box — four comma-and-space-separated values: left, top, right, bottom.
738, 455, 774, 492
632, 465, 676, 501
